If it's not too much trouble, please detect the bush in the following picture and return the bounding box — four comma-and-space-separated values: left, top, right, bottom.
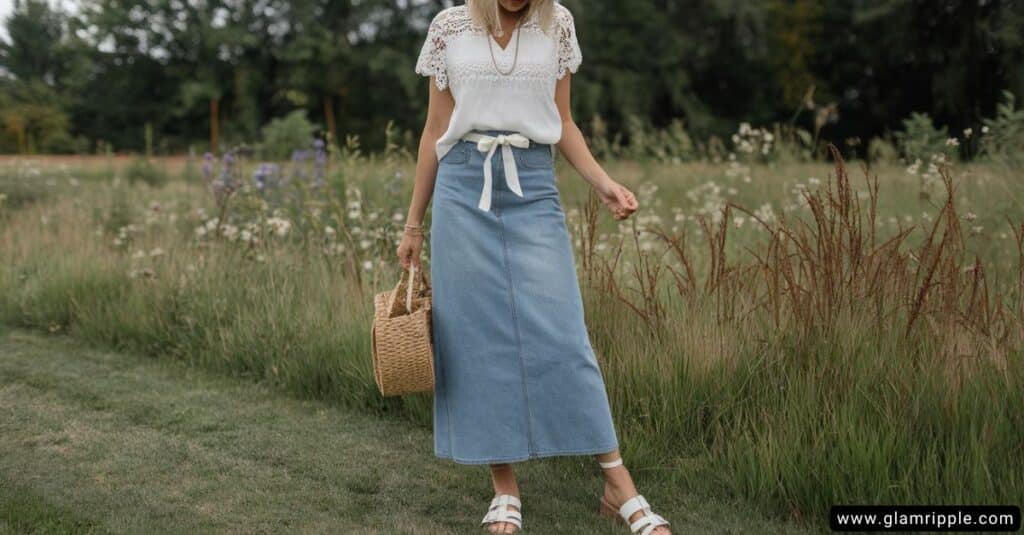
896, 112, 955, 162
980, 91, 1024, 165
123, 156, 169, 187
867, 136, 899, 165
261, 110, 317, 161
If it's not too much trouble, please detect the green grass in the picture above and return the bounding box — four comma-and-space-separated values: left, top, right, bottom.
1, 156, 1022, 531
0, 330, 810, 534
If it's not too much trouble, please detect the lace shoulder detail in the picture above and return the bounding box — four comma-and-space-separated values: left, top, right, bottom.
554, 3, 582, 79
414, 6, 476, 91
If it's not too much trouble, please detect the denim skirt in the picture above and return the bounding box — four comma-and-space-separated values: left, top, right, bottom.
428, 130, 620, 464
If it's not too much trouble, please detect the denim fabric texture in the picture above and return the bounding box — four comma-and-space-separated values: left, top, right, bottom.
429, 129, 620, 464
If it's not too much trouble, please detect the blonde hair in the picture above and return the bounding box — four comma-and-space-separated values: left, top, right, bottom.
467, 0, 556, 36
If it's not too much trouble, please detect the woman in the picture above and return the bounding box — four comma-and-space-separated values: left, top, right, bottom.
396, 1, 671, 533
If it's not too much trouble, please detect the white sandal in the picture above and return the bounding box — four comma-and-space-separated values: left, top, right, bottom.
598, 458, 671, 535
481, 494, 522, 532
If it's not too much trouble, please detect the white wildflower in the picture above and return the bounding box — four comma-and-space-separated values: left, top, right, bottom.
265, 217, 291, 237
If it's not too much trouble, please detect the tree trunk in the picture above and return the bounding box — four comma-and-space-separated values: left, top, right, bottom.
210, 98, 220, 154
324, 95, 337, 146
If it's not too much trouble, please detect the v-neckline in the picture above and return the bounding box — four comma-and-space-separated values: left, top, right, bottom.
489, 25, 519, 53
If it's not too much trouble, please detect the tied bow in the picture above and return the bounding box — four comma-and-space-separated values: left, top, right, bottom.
468, 133, 530, 212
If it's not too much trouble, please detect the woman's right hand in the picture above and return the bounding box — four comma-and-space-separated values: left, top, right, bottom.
396, 232, 424, 269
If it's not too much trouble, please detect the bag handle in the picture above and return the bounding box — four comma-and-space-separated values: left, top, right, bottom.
387, 264, 430, 318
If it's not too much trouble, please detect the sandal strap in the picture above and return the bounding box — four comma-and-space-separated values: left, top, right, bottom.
619, 495, 670, 535
481, 494, 523, 528
630, 513, 670, 535
599, 457, 624, 469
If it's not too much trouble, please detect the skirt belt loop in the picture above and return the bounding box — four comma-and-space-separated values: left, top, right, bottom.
461, 131, 530, 212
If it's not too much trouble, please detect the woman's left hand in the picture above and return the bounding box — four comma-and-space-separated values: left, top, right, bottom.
596, 180, 639, 220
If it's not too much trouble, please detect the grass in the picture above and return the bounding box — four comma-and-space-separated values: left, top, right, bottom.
0, 330, 810, 534
1, 151, 1022, 531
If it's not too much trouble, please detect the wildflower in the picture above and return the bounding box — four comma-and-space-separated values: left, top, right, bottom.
945, 137, 960, 147
362, 260, 374, 271
906, 159, 921, 175
132, 250, 146, 260
972, 225, 983, 235
221, 224, 239, 240
965, 212, 977, 222
313, 139, 327, 187
202, 152, 214, 179
324, 226, 336, 238
981, 125, 990, 135
150, 247, 165, 258
265, 217, 291, 237
963, 128, 973, 138
359, 239, 372, 250
754, 203, 776, 224
253, 163, 281, 190
808, 177, 821, 185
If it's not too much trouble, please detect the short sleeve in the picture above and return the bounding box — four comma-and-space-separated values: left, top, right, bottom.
555, 6, 582, 79
415, 10, 450, 91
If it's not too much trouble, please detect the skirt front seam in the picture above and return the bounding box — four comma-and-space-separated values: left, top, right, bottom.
495, 184, 537, 457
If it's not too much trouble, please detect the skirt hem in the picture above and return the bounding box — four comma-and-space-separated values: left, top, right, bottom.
434, 441, 620, 465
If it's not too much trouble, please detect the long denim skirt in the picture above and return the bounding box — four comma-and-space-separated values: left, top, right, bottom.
428, 130, 620, 464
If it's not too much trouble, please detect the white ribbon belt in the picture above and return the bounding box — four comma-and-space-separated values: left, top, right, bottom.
461, 132, 530, 212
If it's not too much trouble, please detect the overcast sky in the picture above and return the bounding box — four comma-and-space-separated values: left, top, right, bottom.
0, 0, 11, 41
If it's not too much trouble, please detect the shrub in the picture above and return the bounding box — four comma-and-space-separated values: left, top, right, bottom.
123, 156, 169, 187
261, 110, 317, 161
896, 112, 955, 162
867, 136, 899, 165
980, 91, 1024, 165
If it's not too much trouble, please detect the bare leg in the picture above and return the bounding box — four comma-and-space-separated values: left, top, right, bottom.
486, 463, 521, 534
596, 450, 671, 534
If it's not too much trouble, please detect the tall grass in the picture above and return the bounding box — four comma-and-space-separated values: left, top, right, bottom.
1, 148, 1021, 526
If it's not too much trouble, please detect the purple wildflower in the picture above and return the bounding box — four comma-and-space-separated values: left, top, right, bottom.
313, 139, 326, 187
253, 162, 281, 191
202, 152, 214, 179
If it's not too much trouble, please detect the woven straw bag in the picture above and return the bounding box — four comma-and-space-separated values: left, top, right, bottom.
371, 264, 435, 396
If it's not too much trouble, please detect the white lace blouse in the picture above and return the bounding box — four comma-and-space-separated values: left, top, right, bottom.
414, 3, 582, 161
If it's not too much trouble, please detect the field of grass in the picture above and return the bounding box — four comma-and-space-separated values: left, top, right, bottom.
1, 330, 813, 533
1, 150, 1022, 531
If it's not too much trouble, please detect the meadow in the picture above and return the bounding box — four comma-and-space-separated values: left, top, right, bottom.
1, 136, 1022, 529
